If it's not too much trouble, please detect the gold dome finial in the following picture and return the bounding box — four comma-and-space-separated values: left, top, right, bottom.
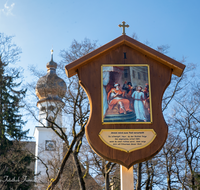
50, 49, 53, 61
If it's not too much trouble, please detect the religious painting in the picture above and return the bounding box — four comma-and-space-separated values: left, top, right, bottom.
102, 64, 152, 124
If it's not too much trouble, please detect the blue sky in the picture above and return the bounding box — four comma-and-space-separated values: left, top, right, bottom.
0, 0, 200, 138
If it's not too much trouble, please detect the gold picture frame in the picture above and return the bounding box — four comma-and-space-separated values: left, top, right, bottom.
101, 64, 152, 124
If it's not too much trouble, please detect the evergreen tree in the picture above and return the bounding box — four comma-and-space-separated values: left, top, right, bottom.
0, 33, 34, 190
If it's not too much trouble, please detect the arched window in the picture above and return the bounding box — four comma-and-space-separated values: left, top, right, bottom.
48, 105, 55, 111
40, 106, 46, 112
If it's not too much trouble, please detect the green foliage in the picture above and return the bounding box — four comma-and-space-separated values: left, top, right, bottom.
0, 33, 34, 190
0, 57, 27, 142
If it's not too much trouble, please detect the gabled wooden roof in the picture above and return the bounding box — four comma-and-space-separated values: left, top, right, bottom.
65, 35, 185, 77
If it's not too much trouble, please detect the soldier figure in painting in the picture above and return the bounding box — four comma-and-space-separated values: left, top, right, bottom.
122, 81, 135, 109
132, 85, 147, 122
143, 83, 150, 121
122, 81, 135, 98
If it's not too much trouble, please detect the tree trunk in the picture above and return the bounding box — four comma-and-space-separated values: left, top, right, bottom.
136, 163, 142, 190
167, 172, 171, 190
72, 152, 86, 190
149, 162, 154, 190
145, 161, 150, 190
189, 162, 195, 189
105, 172, 110, 190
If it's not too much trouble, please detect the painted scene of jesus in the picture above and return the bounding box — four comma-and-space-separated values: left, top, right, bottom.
102, 65, 152, 123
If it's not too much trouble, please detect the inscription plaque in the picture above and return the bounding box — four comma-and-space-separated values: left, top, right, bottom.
99, 129, 156, 153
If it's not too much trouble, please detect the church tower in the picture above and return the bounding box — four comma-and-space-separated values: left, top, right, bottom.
33, 50, 67, 185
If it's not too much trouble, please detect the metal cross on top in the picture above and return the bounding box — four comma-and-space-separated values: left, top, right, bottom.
118, 21, 129, 35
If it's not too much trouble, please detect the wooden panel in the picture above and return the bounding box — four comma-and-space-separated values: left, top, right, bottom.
77, 44, 171, 168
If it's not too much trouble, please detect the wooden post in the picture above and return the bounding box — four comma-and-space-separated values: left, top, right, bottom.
120, 165, 134, 190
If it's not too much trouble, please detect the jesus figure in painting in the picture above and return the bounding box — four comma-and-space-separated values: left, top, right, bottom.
107, 83, 132, 114
132, 86, 147, 122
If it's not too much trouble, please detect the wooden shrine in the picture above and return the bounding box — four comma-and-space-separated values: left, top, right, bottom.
65, 34, 185, 169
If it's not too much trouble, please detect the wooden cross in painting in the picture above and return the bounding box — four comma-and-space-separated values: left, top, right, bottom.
118, 21, 129, 35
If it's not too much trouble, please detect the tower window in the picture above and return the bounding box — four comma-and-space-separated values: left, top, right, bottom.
40, 107, 46, 112
48, 105, 55, 111
47, 116, 54, 127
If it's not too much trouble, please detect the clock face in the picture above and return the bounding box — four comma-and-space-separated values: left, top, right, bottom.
45, 140, 56, 151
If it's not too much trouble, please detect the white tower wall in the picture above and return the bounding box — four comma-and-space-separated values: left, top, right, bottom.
34, 127, 63, 176
33, 51, 67, 188
37, 101, 63, 127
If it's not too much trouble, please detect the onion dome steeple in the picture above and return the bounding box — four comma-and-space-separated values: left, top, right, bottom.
46, 49, 57, 74
35, 49, 67, 104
